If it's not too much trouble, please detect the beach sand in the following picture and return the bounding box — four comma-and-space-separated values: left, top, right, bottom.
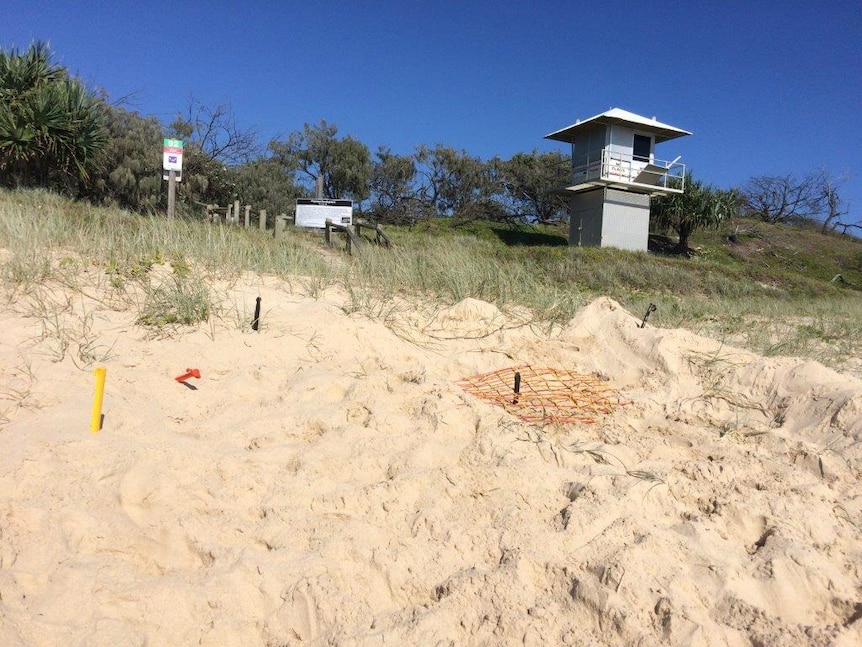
1, 270, 860, 646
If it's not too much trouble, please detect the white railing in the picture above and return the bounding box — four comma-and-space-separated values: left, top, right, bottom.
571, 149, 685, 193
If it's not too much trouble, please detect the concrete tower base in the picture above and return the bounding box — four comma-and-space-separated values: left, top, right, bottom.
568, 187, 650, 251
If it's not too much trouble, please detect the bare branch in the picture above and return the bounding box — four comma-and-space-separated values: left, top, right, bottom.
741, 174, 822, 224
175, 97, 260, 165
817, 168, 851, 234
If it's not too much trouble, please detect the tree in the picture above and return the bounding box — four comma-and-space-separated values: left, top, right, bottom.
816, 169, 850, 234
268, 119, 371, 202
232, 157, 302, 218
170, 145, 237, 210
652, 174, 738, 254
368, 147, 425, 223
368, 145, 519, 223
413, 144, 498, 219
91, 104, 164, 211
740, 174, 822, 225
166, 99, 262, 210
170, 97, 259, 166
0, 42, 109, 194
497, 150, 570, 223
740, 170, 856, 235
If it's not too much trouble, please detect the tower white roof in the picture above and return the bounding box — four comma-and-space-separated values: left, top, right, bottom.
545, 108, 691, 144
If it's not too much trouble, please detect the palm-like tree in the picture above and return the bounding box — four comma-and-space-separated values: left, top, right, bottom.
0, 42, 108, 193
652, 174, 739, 254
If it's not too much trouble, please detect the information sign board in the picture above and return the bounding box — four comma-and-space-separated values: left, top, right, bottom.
295, 199, 353, 228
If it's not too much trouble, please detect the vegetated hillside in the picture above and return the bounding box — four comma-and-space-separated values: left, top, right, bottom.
389, 216, 862, 299
690, 218, 862, 290
2, 187, 859, 304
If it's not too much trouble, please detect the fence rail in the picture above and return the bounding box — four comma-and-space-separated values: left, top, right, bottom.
325, 218, 392, 256
201, 202, 293, 239
199, 202, 391, 254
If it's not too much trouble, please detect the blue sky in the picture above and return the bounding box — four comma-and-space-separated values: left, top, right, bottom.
4, 1, 861, 225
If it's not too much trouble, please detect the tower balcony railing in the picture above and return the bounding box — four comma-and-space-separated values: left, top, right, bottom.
571, 149, 686, 194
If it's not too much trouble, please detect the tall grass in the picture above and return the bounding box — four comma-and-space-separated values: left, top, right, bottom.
0, 188, 332, 284
349, 236, 585, 323
0, 189, 333, 335
1, 187, 861, 374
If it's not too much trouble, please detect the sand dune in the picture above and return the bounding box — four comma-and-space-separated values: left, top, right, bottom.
1, 274, 860, 646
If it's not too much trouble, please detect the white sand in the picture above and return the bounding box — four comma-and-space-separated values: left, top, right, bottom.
1, 273, 860, 646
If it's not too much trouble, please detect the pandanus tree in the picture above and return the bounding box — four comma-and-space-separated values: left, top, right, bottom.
651, 173, 739, 254
0, 42, 109, 194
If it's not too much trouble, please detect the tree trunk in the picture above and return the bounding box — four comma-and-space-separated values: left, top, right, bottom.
675, 222, 694, 255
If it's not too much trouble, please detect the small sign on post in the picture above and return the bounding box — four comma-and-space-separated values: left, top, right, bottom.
162, 139, 183, 175
163, 138, 183, 219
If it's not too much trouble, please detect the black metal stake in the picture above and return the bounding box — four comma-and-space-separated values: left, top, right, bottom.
252, 296, 261, 331
513, 371, 521, 404
640, 303, 656, 328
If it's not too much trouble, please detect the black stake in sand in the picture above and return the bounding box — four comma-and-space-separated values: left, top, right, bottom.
513, 371, 521, 404
640, 303, 656, 328
252, 297, 261, 331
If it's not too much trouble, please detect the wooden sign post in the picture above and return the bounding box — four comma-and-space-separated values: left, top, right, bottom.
167, 171, 177, 219
162, 138, 184, 219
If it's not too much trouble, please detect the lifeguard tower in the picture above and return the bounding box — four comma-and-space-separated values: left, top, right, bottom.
545, 108, 691, 251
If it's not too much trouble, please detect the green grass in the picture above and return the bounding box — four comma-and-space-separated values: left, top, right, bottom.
1, 187, 860, 373
136, 274, 213, 328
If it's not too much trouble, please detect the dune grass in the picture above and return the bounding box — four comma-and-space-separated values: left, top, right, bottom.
1, 187, 860, 374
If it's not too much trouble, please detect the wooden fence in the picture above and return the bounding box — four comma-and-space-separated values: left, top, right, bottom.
203, 201, 292, 239
201, 201, 391, 255
324, 218, 391, 256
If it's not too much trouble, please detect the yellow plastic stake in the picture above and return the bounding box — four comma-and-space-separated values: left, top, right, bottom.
91, 367, 106, 432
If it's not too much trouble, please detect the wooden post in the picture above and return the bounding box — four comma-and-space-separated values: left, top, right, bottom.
325, 219, 332, 245
167, 170, 177, 219
244, 205, 251, 228
376, 223, 391, 248
274, 215, 287, 239
206, 204, 213, 222
259, 209, 266, 232
233, 200, 240, 225
225, 203, 232, 224
345, 225, 360, 256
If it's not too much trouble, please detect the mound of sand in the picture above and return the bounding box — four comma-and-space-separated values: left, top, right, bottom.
1, 278, 860, 646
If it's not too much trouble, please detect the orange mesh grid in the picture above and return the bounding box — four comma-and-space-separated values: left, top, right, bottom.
458, 365, 621, 425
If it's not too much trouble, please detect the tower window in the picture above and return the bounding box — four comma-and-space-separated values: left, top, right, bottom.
633, 135, 651, 162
